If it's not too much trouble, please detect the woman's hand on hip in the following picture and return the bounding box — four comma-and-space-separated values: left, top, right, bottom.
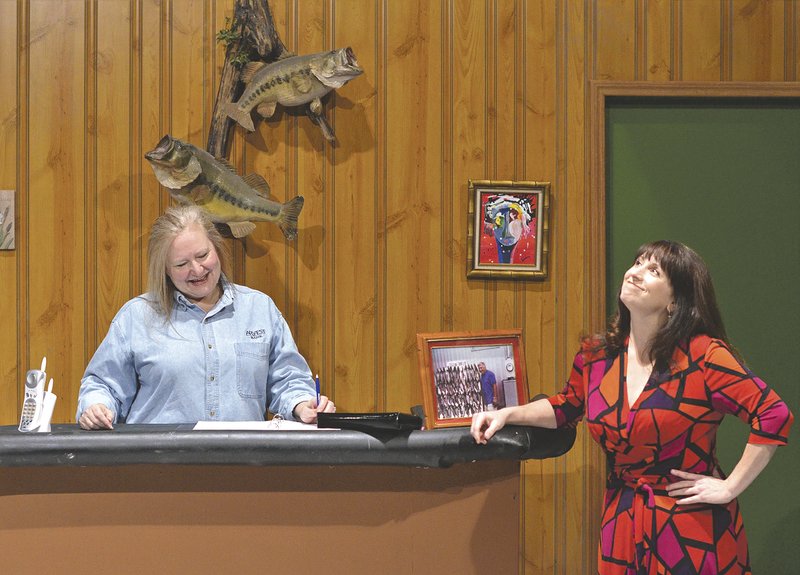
667, 469, 735, 505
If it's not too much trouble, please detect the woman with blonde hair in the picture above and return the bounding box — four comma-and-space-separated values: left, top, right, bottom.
77, 205, 333, 429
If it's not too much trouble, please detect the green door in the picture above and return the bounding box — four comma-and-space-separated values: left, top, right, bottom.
606, 99, 800, 573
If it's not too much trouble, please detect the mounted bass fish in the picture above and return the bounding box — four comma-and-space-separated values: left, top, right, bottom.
225, 47, 363, 141
144, 135, 303, 240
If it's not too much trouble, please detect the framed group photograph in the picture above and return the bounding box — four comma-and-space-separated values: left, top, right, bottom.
416, 329, 529, 429
467, 180, 550, 280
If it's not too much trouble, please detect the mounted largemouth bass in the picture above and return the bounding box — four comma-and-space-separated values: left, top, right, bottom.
144, 135, 303, 240
225, 47, 363, 140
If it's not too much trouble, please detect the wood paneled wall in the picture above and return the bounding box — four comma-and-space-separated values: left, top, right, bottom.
1, 1, 796, 573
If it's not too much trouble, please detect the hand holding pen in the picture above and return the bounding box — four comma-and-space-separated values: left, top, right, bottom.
292, 374, 336, 423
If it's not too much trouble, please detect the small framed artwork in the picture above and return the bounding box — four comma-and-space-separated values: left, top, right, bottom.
0, 190, 14, 250
416, 329, 529, 429
467, 180, 550, 280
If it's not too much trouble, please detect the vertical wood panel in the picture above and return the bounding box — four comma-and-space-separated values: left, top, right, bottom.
384, 0, 443, 412
27, 0, 86, 423
0, 1, 19, 423
645, 0, 674, 80
491, 0, 520, 333
554, 3, 575, 570
731, 0, 785, 81
521, 0, 559, 571
440, 0, 454, 334
594, 0, 636, 80
331, 0, 379, 411
794, 1, 799, 81
450, 0, 488, 333
138, 0, 169, 293
375, 0, 388, 407
722, 0, 733, 80
95, 1, 133, 350
13, 0, 31, 411
522, 0, 556, 389
681, 1, 723, 80
170, 0, 206, 143
292, 0, 328, 389
85, 0, 98, 373
566, 0, 603, 572
243, 0, 291, 314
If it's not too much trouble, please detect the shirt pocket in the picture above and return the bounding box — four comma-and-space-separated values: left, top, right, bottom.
234, 342, 269, 399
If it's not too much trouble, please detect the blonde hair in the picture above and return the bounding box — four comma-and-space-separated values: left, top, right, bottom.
147, 205, 231, 318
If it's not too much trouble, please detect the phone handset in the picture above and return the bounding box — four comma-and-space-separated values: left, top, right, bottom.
18, 356, 57, 433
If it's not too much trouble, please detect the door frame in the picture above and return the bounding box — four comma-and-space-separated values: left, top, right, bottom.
587, 81, 800, 332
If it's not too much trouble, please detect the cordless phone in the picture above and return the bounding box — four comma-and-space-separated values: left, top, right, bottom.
18, 357, 57, 433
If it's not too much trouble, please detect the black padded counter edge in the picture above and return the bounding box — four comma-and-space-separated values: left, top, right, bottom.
0, 423, 575, 468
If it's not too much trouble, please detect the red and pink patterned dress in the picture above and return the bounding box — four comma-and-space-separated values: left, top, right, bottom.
549, 335, 793, 574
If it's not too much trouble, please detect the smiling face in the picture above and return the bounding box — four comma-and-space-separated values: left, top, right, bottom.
620, 255, 675, 320
165, 222, 221, 310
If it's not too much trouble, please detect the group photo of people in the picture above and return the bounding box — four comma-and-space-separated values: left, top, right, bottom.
430, 344, 517, 421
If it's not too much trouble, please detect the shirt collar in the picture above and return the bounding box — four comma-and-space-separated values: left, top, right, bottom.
173, 278, 234, 314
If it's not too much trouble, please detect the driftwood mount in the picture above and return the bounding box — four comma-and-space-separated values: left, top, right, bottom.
206, 0, 291, 158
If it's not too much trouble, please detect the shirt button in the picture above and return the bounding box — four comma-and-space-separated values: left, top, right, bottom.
208, 344, 212, 349
210, 410, 216, 417
210, 375, 215, 381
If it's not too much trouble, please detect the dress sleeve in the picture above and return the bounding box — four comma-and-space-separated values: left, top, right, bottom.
547, 349, 587, 428
704, 339, 794, 445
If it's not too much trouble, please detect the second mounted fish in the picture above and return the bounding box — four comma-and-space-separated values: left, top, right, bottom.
144, 135, 304, 240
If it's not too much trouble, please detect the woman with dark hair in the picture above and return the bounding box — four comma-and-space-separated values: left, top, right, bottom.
471, 240, 793, 574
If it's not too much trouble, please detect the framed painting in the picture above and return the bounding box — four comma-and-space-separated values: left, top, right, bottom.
416, 329, 529, 429
467, 180, 550, 280
0, 191, 14, 250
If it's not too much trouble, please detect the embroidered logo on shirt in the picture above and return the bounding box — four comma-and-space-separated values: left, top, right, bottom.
246, 329, 266, 339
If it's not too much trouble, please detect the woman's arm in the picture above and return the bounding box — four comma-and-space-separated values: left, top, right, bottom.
470, 398, 557, 444
667, 443, 777, 505
76, 319, 135, 427
669, 339, 794, 504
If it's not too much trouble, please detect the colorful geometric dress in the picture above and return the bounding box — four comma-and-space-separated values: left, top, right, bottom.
548, 335, 794, 574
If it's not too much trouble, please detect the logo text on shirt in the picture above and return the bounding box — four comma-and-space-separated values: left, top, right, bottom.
246, 329, 266, 339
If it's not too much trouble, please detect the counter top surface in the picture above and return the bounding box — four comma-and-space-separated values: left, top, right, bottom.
0, 423, 575, 468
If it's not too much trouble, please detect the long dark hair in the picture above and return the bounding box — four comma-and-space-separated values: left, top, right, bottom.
603, 240, 729, 369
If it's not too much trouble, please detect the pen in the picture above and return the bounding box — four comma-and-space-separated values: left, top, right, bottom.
315, 374, 320, 407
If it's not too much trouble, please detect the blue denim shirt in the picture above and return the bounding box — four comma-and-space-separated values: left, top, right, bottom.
76, 283, 315, 424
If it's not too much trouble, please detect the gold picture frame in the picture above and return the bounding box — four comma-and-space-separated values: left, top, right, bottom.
467, 180, 550, 280
416, 329, 529, 429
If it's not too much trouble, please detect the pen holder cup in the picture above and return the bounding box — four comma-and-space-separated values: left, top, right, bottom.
36, 391, 57, 433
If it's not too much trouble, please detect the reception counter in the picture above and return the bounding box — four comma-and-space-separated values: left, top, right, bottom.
0, 424, 575, 574
0, 422, 575, 467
